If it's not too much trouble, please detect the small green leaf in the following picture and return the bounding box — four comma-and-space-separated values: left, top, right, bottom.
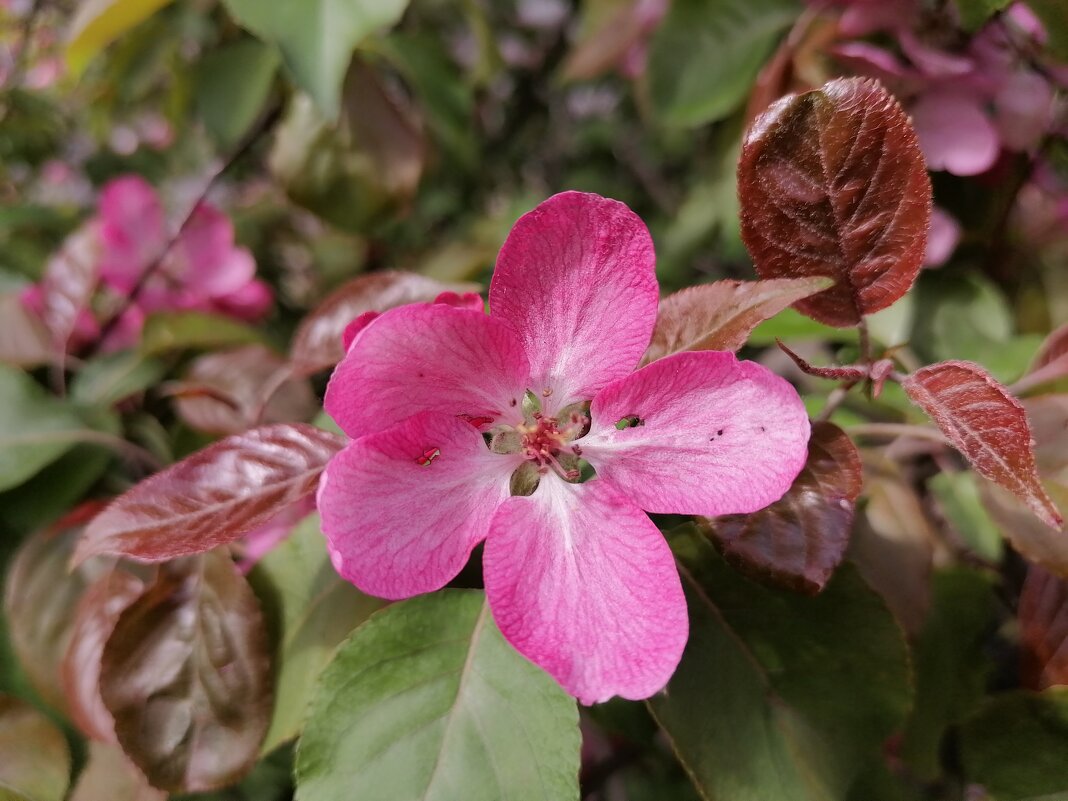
953, 0, 1013, 31
0, 365, 87, 492
220, 0, 410, 118
71, 351, 166, 408
1028, 0, 1068, 60
929, 471, 1003, 562
66, 0, 176, 75
195, 38, 281, 149
648, 0, 799, 127
748, 308, 858, 346
138, 311, 263, 357
961, 687, 1068, 800
250, 514, 384, 753
649, 526, 912, 801
0, 694, 71, 801
295, 590, 581, 801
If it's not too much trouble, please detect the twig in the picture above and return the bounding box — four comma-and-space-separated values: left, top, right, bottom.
90, 103, 283, 353
847, 422, 949, 445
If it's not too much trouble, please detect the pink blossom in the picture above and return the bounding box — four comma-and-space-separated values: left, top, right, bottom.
317, 192, 811, 703
97, 175, 269, 320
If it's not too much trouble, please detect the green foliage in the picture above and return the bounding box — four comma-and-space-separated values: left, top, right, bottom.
295, 590, 581, 801
194, 38, 281, 149
649, 526, 912, 801
0, 694, 71, 801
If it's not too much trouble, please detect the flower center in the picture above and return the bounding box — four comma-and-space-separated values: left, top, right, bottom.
489, 402, 591, 489
519, 414, 578, 478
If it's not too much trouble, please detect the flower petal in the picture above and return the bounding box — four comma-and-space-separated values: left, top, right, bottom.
911, 91, 1000, 176
489, 191, 658, 410
581, 350, 810, 516
325, 303, 530, 438
484, 477, 687, 704
177, 204, 253, 296
98, 176, 165, 291
318, 411, 519, 600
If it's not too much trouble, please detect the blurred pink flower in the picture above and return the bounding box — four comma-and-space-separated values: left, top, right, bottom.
317, 192, 811, 703
925, 207, 962, 267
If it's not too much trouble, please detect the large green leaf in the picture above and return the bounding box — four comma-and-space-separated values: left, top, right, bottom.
648, 0, 799, 127
960, 688, 1068, 800
251, 514, 384, 753
220, 0, 410, 118
139, 311, 263, 356
195, 38, 281, 149
0, 694, 71, 801
649, 526, 912, 801
295, 590, 581, 801
0, 365, 88, 492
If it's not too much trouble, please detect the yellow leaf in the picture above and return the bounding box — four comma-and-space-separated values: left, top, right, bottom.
65, 0, 175, 75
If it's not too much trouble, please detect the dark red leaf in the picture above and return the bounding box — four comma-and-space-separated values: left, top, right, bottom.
289, 271, 479, 375
174, 345, 317, 435
904, 361, 1062, 529
62, 570, 147, 742
738, 77, 931, 326
709, 421, 862, 594
0, 292, 56, 367
100, 551, 272, 793
776, 339, 868, 381
74, 423, 345, 564
2, 503, 112, 712
643, 276, 833, 363
1019, 564, 1068, 690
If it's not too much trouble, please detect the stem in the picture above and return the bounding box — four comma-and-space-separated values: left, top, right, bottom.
846, 422, 949, 445
857, 317, 871, 365
815, 381, 857, 423
89, 103, 283, 354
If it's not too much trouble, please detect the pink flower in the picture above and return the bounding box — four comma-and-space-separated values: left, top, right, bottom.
317, 192, 811, 703
97, 175, 270, 320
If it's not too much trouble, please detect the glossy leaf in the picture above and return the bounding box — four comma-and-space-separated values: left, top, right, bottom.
899, 569, 997, 780
195, 38, 281, 149
77, 423, 304, 554
69, 742, 166, 801
649, 527, 911, 800
960, 688, 1068, 800
289, 271, 479, 375
32, 224, 100, 352
1020, 565, 1068, 690
75, 423, 343, 564
0, 292, 55, 368
295, 590, 581, 801
0, 694, 71, 801
251, 514, 383, 752
66, 0, 176, 73
174, 345, 316, 435
903, 360, 1062, 529
642, 276, 833, 363
100, 551, 273, 793
139, 310, 263, 357
3, 505, 111, 712
0, 365, 90, 492
62, 569, 146, 741
708, 421, 861, 594
648, 0, 800, 127
71, 351, 166, 408
220, 0, 410, 118
738, 78, 931, 326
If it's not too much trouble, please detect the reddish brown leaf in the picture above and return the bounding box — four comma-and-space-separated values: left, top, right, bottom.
174, 345, 317, 435
74, 423, 345, 564
642, 276, 834, 363
904, 361, 1062, 529
709, 421, 861, 594
3, 503, 112, 712
100, 551, 272, 793
1020, 564, 1068, 690
1016, 322, 1068, 393
62, 570, 147, 742
289, 271, 480, 375
36, 224, 101, 351
776, 338, 868, 381
70, 742, 166, 801
738, 77, 931, 327
0, 292, 56, 367
1033, 323, 1068, 373
561, 0, 650, 81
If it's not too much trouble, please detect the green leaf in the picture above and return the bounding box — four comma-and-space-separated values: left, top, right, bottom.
953, 0, 1013, 31
250, 514, 384, 753
295, 590, 581, 801
0, 695, 71, 801
1028, 0, 1068, 60
138, 311, 263, 357
0, 366, 87, 492
65, 0, 176, 75
747, 308, 857, 346
929, 471, 1004, 562
220, 0, 410, 118
648, 0, 799, 127
195, 38, 281, 149
899, 569, 998, 780
960, 687, 1068, 800
649, 526, 912, 801
71, 351, 166, 408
